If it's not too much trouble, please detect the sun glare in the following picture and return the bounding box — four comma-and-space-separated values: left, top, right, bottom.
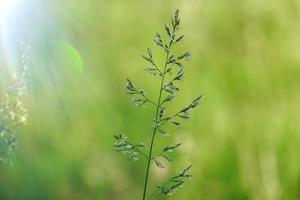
0, 0, 18, 23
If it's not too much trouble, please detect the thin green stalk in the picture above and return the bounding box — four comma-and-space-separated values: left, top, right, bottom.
114, 10, 200, 200
142, 49, 170, 200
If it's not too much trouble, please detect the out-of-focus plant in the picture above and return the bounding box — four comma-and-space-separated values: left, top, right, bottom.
113, 10, 203, 199
0, 45, 30, 164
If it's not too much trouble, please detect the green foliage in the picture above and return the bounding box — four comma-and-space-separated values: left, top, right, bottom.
113, 10, 203, 199
1, 1, 300, 200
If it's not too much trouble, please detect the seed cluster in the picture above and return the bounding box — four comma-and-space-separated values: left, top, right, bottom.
114, 10, 203, 199
0, 45, 30, 163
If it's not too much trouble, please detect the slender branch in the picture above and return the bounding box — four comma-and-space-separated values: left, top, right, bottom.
146, 176, 174, 200
140, 93, 158, 107
126, 142, 162, 165
115, 10, 197, 200
152, 63, 162, 74
151, 153, 163, 160
142, 46, 172, 200
157, 110, 182, 128
146, 189, 159, 200
127, 142, 149, 159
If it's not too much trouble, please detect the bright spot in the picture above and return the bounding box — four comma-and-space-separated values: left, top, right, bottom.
0, 0, 18, 22
0, 0, 20, 72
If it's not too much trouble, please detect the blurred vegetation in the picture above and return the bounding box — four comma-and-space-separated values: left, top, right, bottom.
0, 0, 300, 199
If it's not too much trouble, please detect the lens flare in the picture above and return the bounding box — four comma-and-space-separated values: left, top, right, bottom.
54, 41, 84, 73
0, 0, 18, 22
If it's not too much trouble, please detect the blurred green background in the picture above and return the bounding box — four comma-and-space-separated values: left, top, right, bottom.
1, 0, 300, 199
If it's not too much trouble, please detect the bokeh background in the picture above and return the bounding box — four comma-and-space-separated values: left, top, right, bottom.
1, 0, 300, 199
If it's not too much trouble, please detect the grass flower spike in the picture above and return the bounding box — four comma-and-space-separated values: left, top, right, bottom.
0, 44, 30, 163
113, 10, 203, 200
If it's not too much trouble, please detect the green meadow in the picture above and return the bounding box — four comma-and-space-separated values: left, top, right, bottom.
0, 0, 300, 199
